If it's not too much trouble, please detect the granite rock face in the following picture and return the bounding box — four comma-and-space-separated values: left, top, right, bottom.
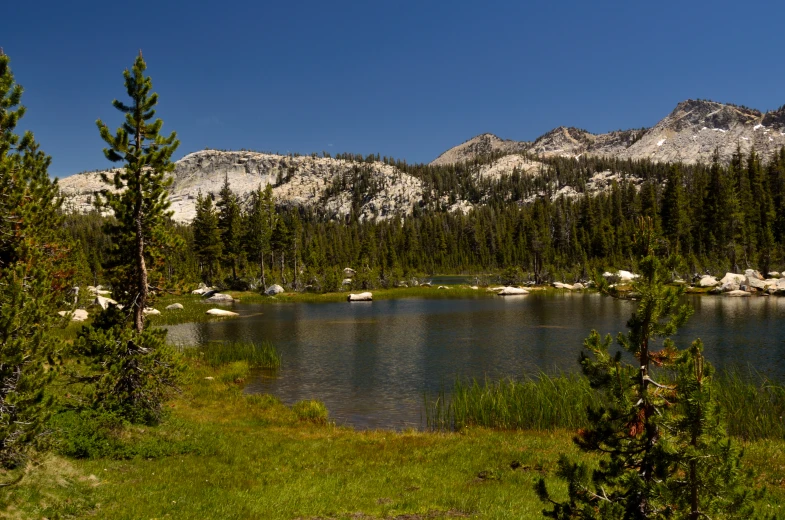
431, 100, 785, 166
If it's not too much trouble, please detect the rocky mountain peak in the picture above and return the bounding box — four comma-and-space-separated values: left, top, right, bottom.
430, 133, 530, 166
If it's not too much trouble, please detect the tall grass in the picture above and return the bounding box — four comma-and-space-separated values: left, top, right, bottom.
427, 371, 785, 441
426, 373, 594, 432
181, 340, 281, 369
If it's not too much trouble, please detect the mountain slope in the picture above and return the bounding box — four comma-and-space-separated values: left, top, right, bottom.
60, 150, 424, 223
431, 99, 785, 165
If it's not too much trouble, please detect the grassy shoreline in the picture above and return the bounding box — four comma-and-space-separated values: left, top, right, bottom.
5, 360, 785, 519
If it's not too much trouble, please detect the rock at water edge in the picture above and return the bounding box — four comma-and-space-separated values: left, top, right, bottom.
347, 292, 373, 301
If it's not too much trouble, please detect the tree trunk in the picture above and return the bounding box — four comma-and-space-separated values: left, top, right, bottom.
260, 254, 266, 289
134, 192, 147, 334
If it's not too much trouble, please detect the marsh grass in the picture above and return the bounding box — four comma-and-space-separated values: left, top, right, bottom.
426, 373, 594, 431
428, 371, 785, 441
226, 285, 496, 304
180, 340, 281, 369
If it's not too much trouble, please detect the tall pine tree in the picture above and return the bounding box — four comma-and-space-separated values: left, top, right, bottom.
96, 51, 179, 332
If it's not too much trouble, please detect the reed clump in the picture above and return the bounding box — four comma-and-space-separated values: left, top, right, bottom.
427, 371, 785, 441
181, 340, 281, 369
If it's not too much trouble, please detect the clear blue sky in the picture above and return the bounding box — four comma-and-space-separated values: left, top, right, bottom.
5, 0, 785, 177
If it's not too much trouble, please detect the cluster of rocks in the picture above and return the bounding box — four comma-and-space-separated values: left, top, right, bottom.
696, 270, 785, 296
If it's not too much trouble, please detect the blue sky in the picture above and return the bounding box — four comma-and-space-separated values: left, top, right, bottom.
5, 0, 785, 177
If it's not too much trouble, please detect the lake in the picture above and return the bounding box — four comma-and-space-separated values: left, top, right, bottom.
166, 292, 785, 430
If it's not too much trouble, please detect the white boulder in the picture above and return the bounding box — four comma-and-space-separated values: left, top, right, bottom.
744, 269, 763, 280
143, 307, 161, 316
265, 284, 284, 296
206, 308, 239, 316
720, 282, 740, 292
166, 303, 184, 310
93, 295, 118, 310
342, 278, 353, 285
746, 276, 766, 291
59, 309, 89, 322
720, 273, 745, 285
347, 292, 373, 301
698, 276, 719, 288
571, 282, 585, 290
343, 267, 356, 278
497, 287, 529, 296
768, 271, 781, 278
617, 270, 639, 282
206, 293, 234, 302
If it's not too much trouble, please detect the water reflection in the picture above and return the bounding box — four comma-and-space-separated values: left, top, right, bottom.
165, 293, 785, 429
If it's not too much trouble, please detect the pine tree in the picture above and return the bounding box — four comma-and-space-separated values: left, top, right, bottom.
192, 191, 222, 285
535, 217, 759, 519
0, 51, 69, 469
244, 184, 276, 289
216, 174, 242, 283
95, 51, 179, 333
660, 165, 689, 256
73, 53, 183, 424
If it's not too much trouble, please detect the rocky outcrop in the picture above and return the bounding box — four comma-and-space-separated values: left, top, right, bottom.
430, 134, 530, 166
60, 150, 424, 223
431, 100, 785, 166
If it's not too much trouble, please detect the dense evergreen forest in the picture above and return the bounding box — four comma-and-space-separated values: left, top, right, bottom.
64, 146, 785, 292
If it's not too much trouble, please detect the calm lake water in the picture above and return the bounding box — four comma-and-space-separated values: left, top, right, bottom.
166, 293, 785, 430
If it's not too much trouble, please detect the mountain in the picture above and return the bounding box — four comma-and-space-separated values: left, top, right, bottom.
430, 133, 530, 166
60, 150, 424, 223
431, 99, 785, 165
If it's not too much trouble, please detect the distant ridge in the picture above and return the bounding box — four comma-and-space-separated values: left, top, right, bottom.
431, 99, 785, 166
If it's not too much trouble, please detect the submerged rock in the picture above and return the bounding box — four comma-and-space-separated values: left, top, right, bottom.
725, 290, 751, 297
347, 292, 373, 301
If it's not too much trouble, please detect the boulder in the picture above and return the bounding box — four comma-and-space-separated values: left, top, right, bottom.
420, 282, 432, 287
201, 289, 219, 298
720, 281, 740, 292
497, 287, 529, 296
552, 282, 571, 289
265, 284, 284, 296
768, 271, 781, 278
206, 293, 234, 303
746, 276, 766, 291
347, 292, 372, 301
437, 286, 449, 290
744, 269, 763, 280
206, 308, 239, 317
143, 307, 161, 316
342, 278, 353, 285
720, 272, 745, 285
93, 295, 118, 310
192, 285, 214, 295
601, 271, 615, 278
59, 309, 89, 321
725, 290, 751, 297
166, 303, 184, 310
470, 286, 479, 290
571, 282, 585, 290
617, 270, 639, 282
698, 276, 719, 287
343, 267, 356, 278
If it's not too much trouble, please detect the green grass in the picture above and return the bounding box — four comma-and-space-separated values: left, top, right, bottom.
180, 340, 281, 369
4, 362, 785, 519
225, 285, 498, 304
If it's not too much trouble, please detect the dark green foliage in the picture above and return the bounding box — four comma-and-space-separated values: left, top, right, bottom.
95, 52, 180, 332
244, 184, 276, 288
216, 175, 242, 283
47, 410, 204, 460
0, 51, 69, 469
537, 218, 759, 519
192, 191, 222, 285
69, 306, 184, 425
